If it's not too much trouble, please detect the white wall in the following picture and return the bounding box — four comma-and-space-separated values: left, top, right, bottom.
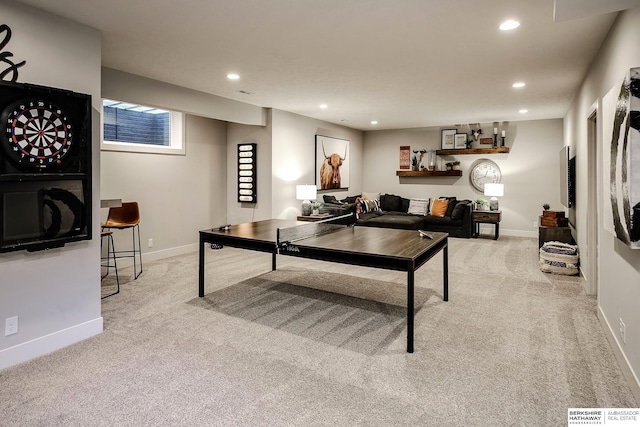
363, 119, 564, 237
101, 115, 228, 260
270, 110, 364, 220
565, 8, 640, 398
0, 2, 102, 369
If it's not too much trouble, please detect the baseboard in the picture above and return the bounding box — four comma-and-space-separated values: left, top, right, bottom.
598, 307, 640, 405
115, 243, 198, 268
499, 228, 537, 238
0, 317, 103, 370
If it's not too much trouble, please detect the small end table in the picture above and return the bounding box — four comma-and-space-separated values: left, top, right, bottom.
472, 210, 502, 240
296, 214, 334, 222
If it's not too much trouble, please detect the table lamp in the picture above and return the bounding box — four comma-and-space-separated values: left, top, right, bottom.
484, 183, 504, 211
296, 184, 317, 216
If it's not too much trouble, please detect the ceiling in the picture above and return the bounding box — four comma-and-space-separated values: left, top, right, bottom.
14, 0, 640, 130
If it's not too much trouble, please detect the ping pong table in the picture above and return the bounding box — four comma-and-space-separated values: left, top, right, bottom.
198, 216, 448, 353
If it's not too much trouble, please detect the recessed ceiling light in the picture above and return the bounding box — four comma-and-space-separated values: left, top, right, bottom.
519, 109, 528, 114
227, 73, 240, 80
371, 120, 378, 125
319, 104, 328, 109
499, 20, 520, 31
512, 82, 526, 88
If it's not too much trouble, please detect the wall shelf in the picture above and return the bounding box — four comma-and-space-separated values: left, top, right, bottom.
436, 147, 510, 156
396, 170, 462, 177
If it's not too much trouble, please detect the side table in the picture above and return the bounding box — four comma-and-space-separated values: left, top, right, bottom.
296, 214, 334, 222
472, 210, 502, 240
538, 225, 573, 248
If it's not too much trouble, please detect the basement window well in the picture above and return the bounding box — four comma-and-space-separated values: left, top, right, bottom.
101, 99, 185, 155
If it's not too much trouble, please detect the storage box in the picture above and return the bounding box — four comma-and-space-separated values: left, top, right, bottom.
540, 216, 569, 227
542, 210, 565, 219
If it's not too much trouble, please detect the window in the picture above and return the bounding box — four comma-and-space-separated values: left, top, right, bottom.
101, 99, 184, 155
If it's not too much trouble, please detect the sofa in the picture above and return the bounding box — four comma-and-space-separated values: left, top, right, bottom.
321, 193, 474, 238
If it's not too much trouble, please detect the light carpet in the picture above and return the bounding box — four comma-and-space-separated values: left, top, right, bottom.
0, 235, 636, 426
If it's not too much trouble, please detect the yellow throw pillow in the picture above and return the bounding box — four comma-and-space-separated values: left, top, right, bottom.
430, 199, 449, 217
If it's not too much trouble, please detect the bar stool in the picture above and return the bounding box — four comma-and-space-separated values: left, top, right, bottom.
102, 201, 143, 279
101, 230, 120, 298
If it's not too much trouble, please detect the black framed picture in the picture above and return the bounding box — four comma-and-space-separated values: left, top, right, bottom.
441, 129, 456, 149
454, 133, 467, 149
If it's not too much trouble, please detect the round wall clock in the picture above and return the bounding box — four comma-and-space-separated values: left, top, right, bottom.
2, 99, 73, 170
470, 158, 501, 192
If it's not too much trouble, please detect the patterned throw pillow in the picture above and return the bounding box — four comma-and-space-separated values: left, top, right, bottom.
430, 199, 449, 217
407, 198, 429, 215
361, 199, 380, 213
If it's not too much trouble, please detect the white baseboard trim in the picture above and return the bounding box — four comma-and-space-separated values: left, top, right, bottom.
0, 317, 103, 370
599, 307, 640, 404
115, 243, 198, 268
499, 228, 537, 238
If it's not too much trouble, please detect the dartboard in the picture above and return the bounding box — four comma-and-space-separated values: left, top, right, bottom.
3, 99, 73, 170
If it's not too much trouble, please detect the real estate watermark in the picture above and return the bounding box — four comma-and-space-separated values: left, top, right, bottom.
568, 409, 640, 426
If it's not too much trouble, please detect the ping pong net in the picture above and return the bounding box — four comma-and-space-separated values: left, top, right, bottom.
277, 213, 356, 248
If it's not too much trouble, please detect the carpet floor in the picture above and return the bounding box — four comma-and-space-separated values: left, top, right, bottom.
0, 235, 637, 426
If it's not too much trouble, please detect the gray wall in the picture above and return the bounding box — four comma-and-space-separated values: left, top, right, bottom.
270, 110, 364, 220
363, 119, 564, 237
101, 115, 228, 260
0, 2, 102, 368
227, 113, 274, 224
100, 68, 266, 260
565, 8, 640, 398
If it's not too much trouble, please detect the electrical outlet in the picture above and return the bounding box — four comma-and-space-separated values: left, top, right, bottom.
148, 238, 153, 248
533, 220, 538, 228
619, 318, 626, 344
5, 316, 18, 336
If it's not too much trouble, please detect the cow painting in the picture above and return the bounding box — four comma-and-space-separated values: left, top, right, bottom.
315, 135, 350, 190
319, 143, 347, 189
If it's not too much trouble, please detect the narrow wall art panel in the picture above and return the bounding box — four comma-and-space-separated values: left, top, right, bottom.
602, 67, 640, 249
315, 135, 349, 190
238, 143, 257, 203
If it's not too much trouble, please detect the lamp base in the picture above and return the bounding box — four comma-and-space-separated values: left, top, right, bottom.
301, 200, 312, 216
489, 197, 499, 211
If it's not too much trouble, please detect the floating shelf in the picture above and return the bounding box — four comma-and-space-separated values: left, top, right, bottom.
396, 170, 462, 177
436, 147, 510, 156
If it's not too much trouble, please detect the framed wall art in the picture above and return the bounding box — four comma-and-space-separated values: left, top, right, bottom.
316, 135, 349, 190
237, 143, 257, 203
399, 145, 411, 169
602, 67, 640, 249
454, 133, 467, 149
441, 129, 456, 149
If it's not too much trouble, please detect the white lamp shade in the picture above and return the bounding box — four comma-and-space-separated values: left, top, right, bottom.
484, 183, 504, 197
296, 184, 317, 201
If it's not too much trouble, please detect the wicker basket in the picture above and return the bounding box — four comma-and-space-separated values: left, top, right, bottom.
539, 241, 579, 275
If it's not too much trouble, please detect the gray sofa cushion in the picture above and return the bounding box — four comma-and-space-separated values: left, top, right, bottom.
357, 212, 423, 230
380, 194, 402, 212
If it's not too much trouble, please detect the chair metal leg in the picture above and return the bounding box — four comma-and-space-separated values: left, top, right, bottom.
101, 232, 120, 299
133, 224, 143, 279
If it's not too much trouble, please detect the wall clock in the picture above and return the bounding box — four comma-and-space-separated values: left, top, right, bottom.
2, 99, 73, 170
470, 158, 501, 192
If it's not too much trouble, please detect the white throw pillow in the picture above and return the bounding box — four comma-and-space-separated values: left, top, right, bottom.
408, 198, 429, 215
362, 192, 380, 201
